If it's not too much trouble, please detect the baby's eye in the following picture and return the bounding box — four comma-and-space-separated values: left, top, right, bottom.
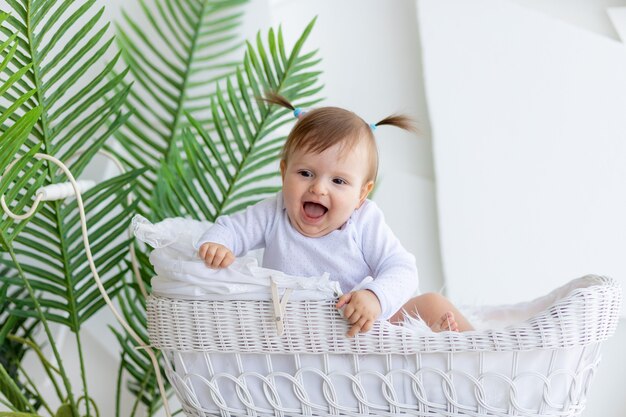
332, 178, 347, 185
298, 170, 313, 178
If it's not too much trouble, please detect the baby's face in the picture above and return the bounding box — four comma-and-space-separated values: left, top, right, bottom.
280, 140, 374, 238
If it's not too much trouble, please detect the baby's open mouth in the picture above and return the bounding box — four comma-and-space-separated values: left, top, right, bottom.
303, 202, 328, 219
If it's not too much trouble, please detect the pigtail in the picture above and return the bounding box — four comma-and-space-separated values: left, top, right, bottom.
261, 91, 295, 111
373, 114, 418, 133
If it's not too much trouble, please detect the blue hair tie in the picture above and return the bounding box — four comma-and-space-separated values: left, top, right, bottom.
293, 108, 304, 119
369, 123, 377, 131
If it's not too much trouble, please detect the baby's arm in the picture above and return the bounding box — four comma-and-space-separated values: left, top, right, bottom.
198, 242, 235, 269
336, 290, 382, 337
195, 195, 279, 267
355, 201, 419, 320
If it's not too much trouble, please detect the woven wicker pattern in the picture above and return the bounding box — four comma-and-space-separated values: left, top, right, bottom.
147, 275, 621, 417
148, 276, 620, 354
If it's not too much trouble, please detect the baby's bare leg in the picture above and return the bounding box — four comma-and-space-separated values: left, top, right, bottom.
389, 292, 473, 332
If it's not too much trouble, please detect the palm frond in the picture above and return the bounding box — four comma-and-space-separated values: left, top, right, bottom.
1, 2, 134, 330
4, 170, 142, 330
1, 0, 132, 244
0, 364, 34, 415
0, 15, 46, 414
0, 2, 130, 176
0, 268, 41, 414
110, 13, 324, 416
155, 19, 322, 220
1, 3, 136, 413
110, 0, 248, 217
0, 12, 44, 250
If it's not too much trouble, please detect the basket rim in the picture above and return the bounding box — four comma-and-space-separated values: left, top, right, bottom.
146, 274, 622, 353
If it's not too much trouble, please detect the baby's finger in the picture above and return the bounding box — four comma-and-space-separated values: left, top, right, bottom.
360, 318, 373, 333
198, 244, 209, 259
204, 246, 218, 267
345, 309, 361, 325
212, 250, 227, 268
347, 319, 365, 337
219, 251, 235, 268
342, 304, 356, 321
335, 293, 352, 309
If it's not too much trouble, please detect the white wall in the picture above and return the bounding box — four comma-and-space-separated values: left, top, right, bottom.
419, 0, 626, 313
417, 1, 625, 416
511, 0, 626, 39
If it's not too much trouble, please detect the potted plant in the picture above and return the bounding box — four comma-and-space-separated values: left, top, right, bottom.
0, 0, 321, 414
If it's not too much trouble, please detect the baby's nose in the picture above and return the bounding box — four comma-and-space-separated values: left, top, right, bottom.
309, 180, 328, 195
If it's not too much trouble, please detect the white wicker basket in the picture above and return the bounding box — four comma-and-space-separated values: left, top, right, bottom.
147, 274, 621, 417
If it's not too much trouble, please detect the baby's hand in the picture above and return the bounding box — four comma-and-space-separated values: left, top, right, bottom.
198, 242, 235, 269
335, 290, 382, 337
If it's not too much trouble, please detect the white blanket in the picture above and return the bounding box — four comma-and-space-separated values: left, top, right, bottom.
132, 215, 342, 301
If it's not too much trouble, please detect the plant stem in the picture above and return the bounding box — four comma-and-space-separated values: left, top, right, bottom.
0, 362, 36, 413
0, 398, 14, 410
15, 362, 54, 415
7, 336, 60, 374
77, 395, 100, 417
73, 329, 90, 416
129, 360, 155, 417
115, 353, 124, 417
2, 237, 77, 414
8, 334, 63, 377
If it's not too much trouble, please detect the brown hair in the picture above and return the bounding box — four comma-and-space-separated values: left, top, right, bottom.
263, 92, 416, 183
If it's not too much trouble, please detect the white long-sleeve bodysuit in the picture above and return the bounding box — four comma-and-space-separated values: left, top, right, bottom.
194, 192, 419, 319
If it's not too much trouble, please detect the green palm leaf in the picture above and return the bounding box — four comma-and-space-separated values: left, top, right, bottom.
1, 1, 135, 413
0, 363, 31, 414
0, 170, 142, 415
108, 4, 258, 408
110, 0, 248, 217
0, 2, 130, 179
0, 269, 42, 414
0, 14, 45, 415
1, 0, 132, 243
0, 11, 43, 249
2, 170, 142, 328
155, 19, 322, 220
113, 22, 322, 415
0, 0, 123, 271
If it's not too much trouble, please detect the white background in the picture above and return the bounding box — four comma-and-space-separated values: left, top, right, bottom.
2, 0, 624, 416
420, 0, 626, 311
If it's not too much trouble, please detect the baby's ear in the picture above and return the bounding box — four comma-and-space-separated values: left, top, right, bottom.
358, 181, 374, 207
